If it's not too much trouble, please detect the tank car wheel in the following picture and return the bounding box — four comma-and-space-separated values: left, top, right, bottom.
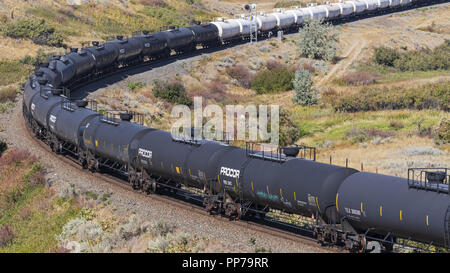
366, 241, 382, 253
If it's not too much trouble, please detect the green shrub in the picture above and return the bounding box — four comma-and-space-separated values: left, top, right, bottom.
279, 109, 300, 146
292, 69, 318, 106
332, 82, 449, 112
434, 117, 449, 145
152, 80, 192, 106
2, 18, 65, 47
297, 18, 338, 62
251, 66, 294, 94
373, 40, 450, 71
127, 80, 146, 92
373, 47, 400, 67
274, 1, 306, 8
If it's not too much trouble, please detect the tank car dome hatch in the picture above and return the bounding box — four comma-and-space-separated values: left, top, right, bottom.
120, 112, 133, 121
92, 41, 100, 46
426, 171, 446, 184
76, 100, 88, 108
281, 146, 300, 157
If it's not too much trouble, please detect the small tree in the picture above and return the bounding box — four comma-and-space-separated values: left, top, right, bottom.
297, 18, 338, 62
292, 69, 318, 106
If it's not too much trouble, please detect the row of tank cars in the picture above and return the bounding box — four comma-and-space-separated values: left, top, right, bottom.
37, 0, 418, 91
23, 0, 450, 253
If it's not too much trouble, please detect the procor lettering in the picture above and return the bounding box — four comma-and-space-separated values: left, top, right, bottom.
138, 148, 152, 159
220, 167, 240, 178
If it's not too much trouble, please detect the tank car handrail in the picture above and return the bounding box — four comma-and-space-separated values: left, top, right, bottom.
407, 168, 449, 195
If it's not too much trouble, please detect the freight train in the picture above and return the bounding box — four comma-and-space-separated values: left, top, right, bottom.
22, 0, 450, 252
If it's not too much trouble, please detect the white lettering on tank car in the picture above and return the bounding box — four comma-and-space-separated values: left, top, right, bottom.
119, 49, 125, 54
344, 207, 361, 216
31, 103, 35, 111
220, 167, 240, 178
144, 43, 150, 48
49, 115, 57, 123
307, 194, 316, 207
138, 148, 152, 159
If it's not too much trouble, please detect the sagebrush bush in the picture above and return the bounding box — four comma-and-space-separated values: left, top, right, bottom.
332, 82, 449, 112
274, 0, 303, 8
251, 66, 294, 94
152, 80, 192, 106
0, 86, 17, 103
225, 65, 253, 88
2, 18, 65, 47
150, 221, 172, 237
119, 214, 143, 240
340, 71, 379, 86
398, 146, 444, 156
434, 117, 449, 145
265, 59, 283, 70
0, 225, 15, 247
297, 18, 338, 62
0, 148, 34, 167
147, 236, 171, 253
292, 69, 318, 106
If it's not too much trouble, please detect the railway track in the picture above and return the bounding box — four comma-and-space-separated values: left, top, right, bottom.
21, 111, 340, 252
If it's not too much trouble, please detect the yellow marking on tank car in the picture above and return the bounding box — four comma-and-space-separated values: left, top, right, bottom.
316, 197, 321, 213
294, 192, 296, 201
380, 206, 383, 217
236, 178, 239, 188
336, 194, 339, 212
426, 215, 429, 226
95, 140, 98, 147
176, 166, 181, 174
266, 185, 269, 194
251, 182, 254, 192
361, 202, 363, 213
400, 210, 403, 221
217, 175, 220, 185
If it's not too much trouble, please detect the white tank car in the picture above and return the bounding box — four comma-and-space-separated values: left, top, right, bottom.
363, 0, 379, 10
272, 12, 296, 29
390, 0, 402, 7
285, 9, 305, 25
400, 0, 412, 6
324, 4, 342, 19
256, 14, 278, 32
378, 0, 391, 8
336, 1, 356, 16
226, 18, 251, 36
211, 20, 241, 41
302, 6, 328, 20
354, 0, 368, 13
